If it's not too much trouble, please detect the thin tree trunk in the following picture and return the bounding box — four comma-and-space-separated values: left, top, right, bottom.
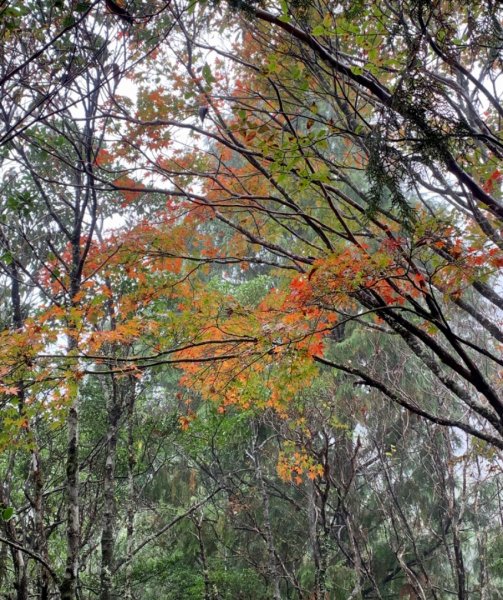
60, 383, 80, 600
31, 449, 49, 600
1, 475, 28, 600
99, 376, 121, 600
451, 525, 467, 600
251, 422, 282, 600
307, 481, 326, 599
193, 514, 215, 600
445, 435, 467, 600
6, 259, 29, 600
60, 247, 83, 600
124, 381, 136, 600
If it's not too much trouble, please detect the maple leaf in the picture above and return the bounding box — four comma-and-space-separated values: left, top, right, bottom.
482, 169, 502, 193
0, 385, 19, 395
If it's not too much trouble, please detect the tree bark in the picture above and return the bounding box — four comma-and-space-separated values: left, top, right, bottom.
99, 375, 121, 600
124, 381, 136, 600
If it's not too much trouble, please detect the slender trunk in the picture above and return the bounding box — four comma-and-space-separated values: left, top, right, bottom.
60, 388, 80, 600
451, 525, 467, 600
60, 263, 82, 600
477, 529, 489, 600
0, 478, 27, 600
31, 449, 49, 600
99, 376, 121, 600
194, 515, 214, 600
0, 537, 7, 590
445, 436, 467, 600
124, 382, 136, 600
8, 539, 27, 600
6, 261, 29, 600
345, 515, 364, 600
475, 458, 489, 600
251, 422, 281, 600
307, 481, 326, 599
13, 550, 28, 600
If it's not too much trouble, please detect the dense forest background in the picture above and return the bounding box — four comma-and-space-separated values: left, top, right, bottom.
0, 0, 502, 598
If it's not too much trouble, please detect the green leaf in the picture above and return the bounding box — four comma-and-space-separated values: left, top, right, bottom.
1, 251, 13, 265
312, 25, 326, 36
2, 507, 14, 521
279, 0, 290, 22
202, 63, 215, 85
75, 2, 90, 12
4, 5, 30, 17
62, 15, 76, 28
266, 54, 278, 73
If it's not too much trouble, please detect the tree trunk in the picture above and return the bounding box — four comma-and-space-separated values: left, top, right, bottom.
60, 393, 80, 600
0, 483, 28, 600
251, 421, 282, 600
99, 376, 121, 600
307, 481, 327, 599
124, 381, 136, 600
193, 514, 215, 600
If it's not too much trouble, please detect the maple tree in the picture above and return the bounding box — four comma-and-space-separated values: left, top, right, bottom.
98, 0, 503, 445
0, 0, 502, 598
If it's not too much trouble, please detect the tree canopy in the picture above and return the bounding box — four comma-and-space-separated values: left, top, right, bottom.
0, 0, 502, 598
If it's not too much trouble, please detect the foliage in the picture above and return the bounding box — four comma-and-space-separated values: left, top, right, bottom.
0, 0, 502, 598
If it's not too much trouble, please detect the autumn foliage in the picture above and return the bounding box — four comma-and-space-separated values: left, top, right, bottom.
0, 0, 502, 597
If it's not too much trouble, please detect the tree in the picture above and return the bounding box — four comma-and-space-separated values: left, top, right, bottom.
105, 0, 502, 447
0, 0, 502, 598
